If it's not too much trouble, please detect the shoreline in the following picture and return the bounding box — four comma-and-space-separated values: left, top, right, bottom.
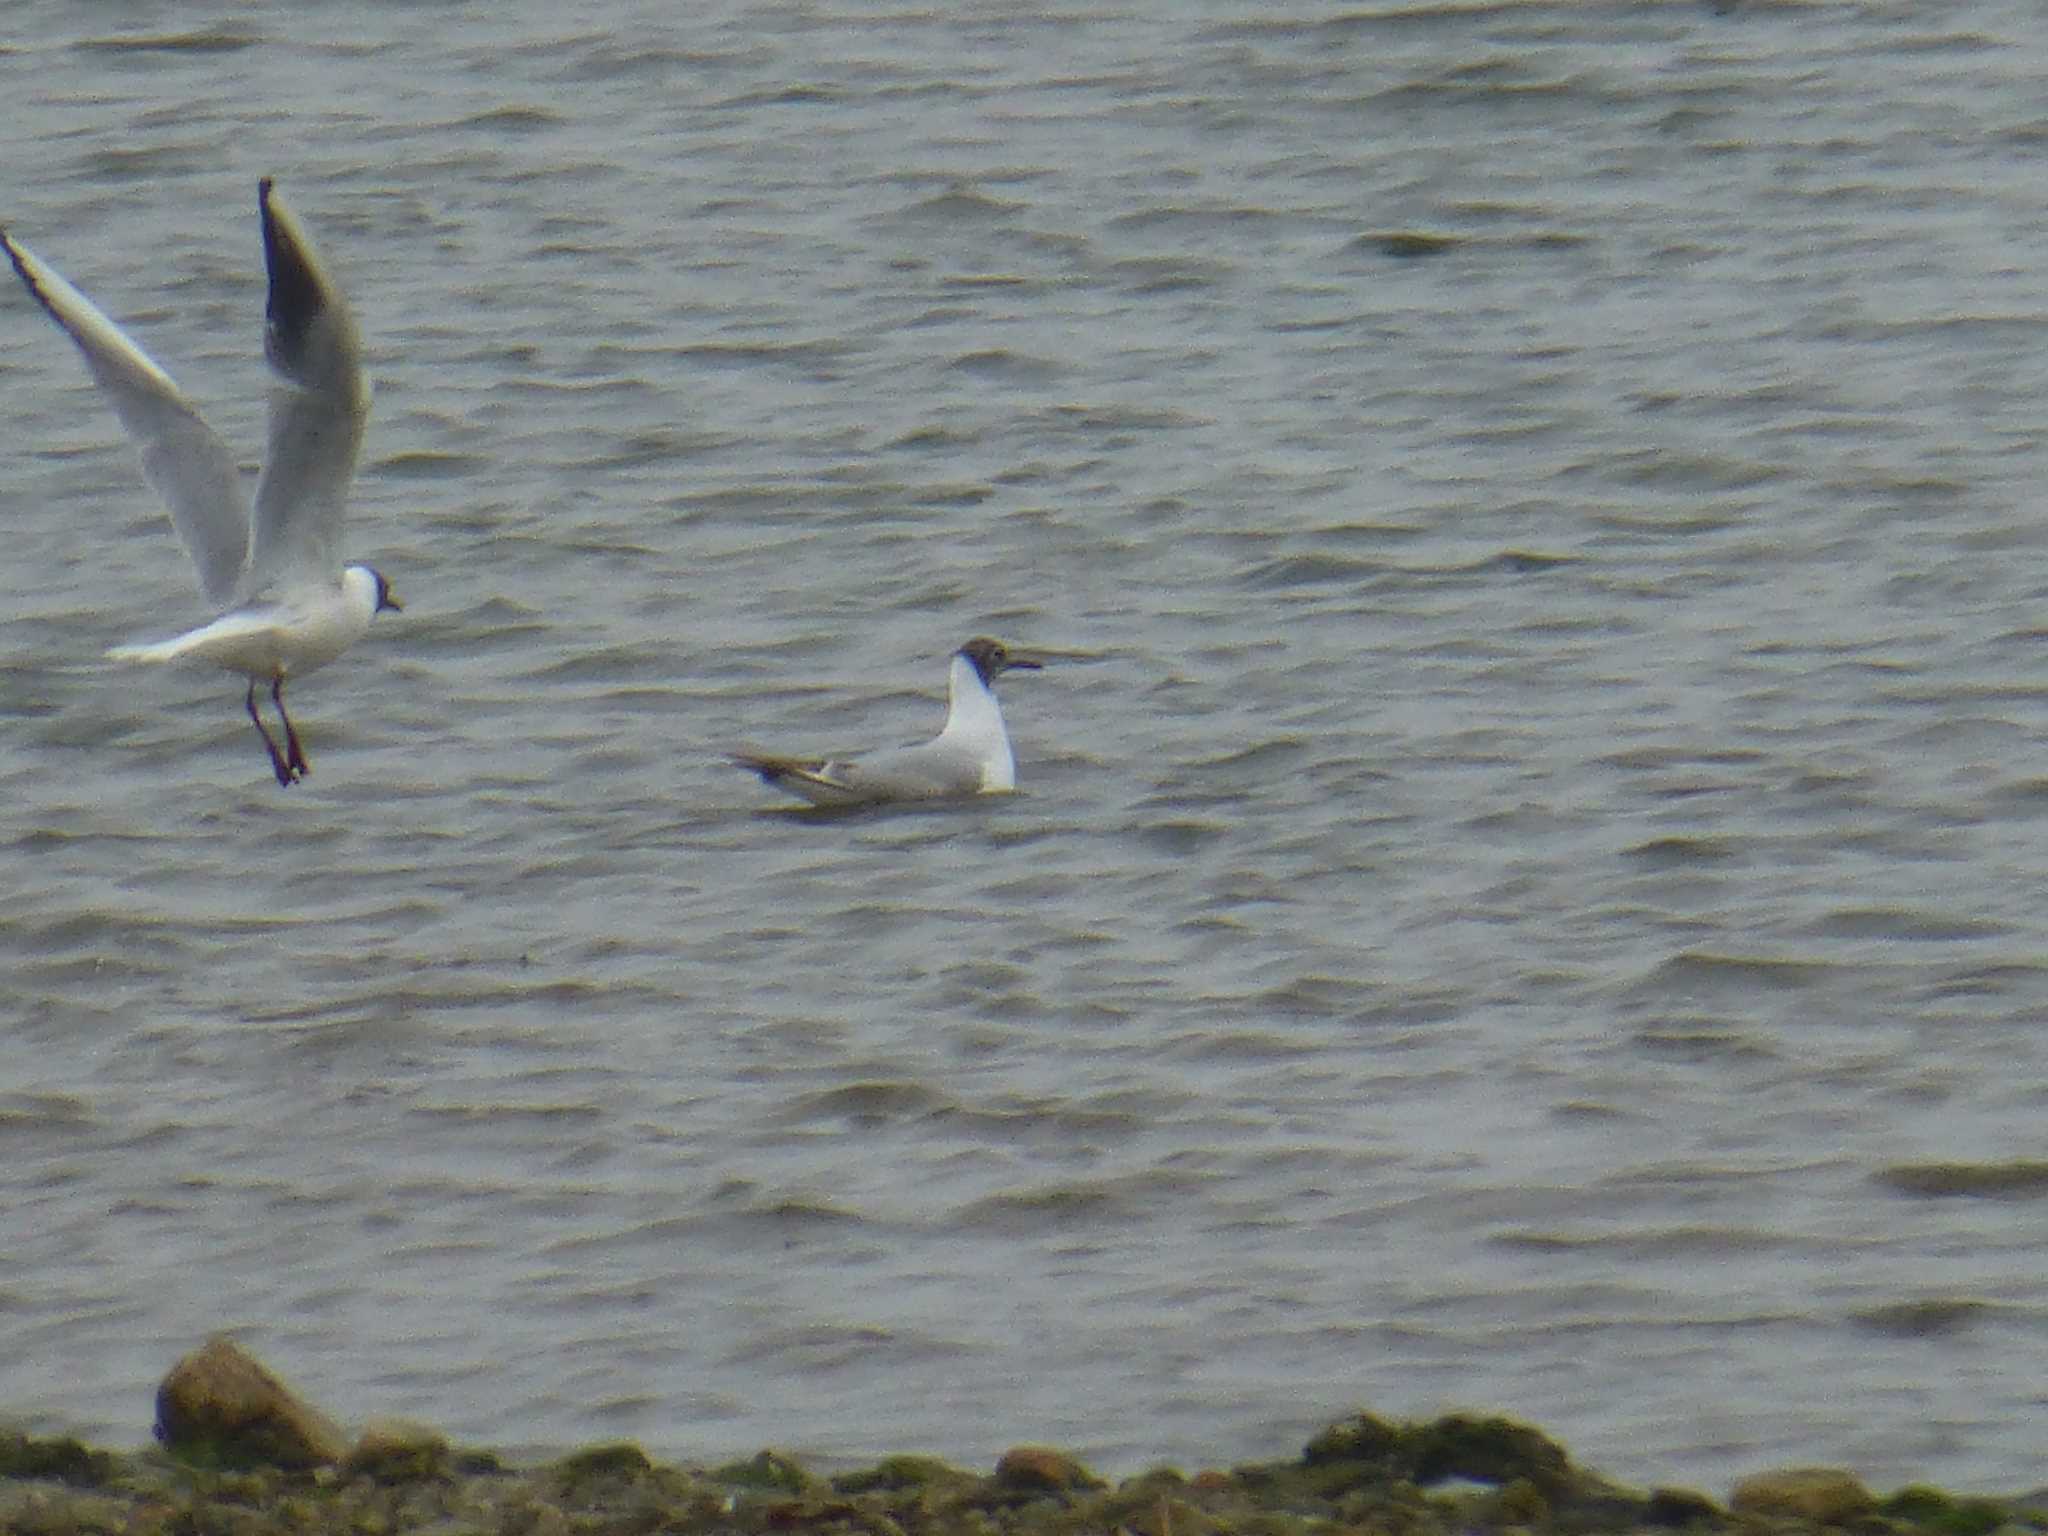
1, 1339, 2033, 1536
5, 1409, 2041, 1536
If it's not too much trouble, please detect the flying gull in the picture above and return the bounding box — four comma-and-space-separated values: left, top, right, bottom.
2, 179, 401, 787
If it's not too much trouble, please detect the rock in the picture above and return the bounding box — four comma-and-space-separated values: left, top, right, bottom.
1408, 1415, 1576, 1498
1298, 1413, 1589, 1504
1122, 1494, 1218, 1536
1302, 1413, 1406, 1468
834, 1454, 975, 1494
709, 1448, 816, 1494
1730, 1467, 1876, 1525
154, 1336, 350, 1469
1492, 1476, 1552, 1525
993, 1445, 1105, 1493
1645, 1486, 1723, 1526
0, 1430, 115, 1486
1881, 1486, 2010, 1535
346, 1416, 449, 1483
550, 1442, 653, 1490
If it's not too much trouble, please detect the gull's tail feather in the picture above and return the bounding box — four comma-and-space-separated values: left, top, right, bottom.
105, 609, 281, 669
106, 639, 187, 664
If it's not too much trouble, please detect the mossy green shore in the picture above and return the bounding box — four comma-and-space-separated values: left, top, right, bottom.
3, 1411, 2042, 1536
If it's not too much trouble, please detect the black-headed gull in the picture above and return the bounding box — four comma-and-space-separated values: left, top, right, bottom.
734, 637, 1046, 807
2, 179, 400, 788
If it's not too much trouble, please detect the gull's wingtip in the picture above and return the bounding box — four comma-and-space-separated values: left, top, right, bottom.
731, 750, 796, 780
257, 175, 360, 392
3, 228, 47, 303
733, 752, 869, 808
0, 230, 170, 389
259, 178, 295, 277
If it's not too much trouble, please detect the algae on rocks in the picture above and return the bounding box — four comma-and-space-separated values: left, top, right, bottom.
3, 1413, 2046, 1536
5, 1341, 2046, 1536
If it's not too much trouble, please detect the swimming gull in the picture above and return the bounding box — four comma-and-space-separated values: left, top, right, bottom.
734, 636, 1045, 807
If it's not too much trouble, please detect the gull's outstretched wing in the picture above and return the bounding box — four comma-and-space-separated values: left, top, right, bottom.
2, 231, 251, 605
241, 178, 367, 599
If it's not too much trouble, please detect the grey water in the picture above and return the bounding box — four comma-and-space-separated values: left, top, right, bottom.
4, 0, 2048, 1496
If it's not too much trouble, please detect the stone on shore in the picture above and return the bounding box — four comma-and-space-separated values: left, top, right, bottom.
1645, 1485, 1723, 1526
1729, 1467, 1877, 1525
346, 1415, 450, 1483
994, 1445, 1106, 1493
0, 1402, 2036, 1536
1302, 1411, 1584, 1500
154, 1335, 351, 1469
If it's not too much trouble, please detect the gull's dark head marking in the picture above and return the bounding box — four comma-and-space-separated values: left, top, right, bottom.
958, 636, 1042, 686
343, 564, 402, 616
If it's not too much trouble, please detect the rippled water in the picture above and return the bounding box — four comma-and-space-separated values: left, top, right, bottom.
5, 0, 2048, 1496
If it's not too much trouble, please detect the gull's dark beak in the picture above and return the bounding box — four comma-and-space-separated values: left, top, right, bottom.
1001, 649, 1045, 673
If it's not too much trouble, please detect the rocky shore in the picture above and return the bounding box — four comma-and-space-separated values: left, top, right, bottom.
2, 1337, 2040, 1536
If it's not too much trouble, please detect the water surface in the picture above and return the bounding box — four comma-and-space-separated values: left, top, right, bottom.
4, 0, 2048, 1495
